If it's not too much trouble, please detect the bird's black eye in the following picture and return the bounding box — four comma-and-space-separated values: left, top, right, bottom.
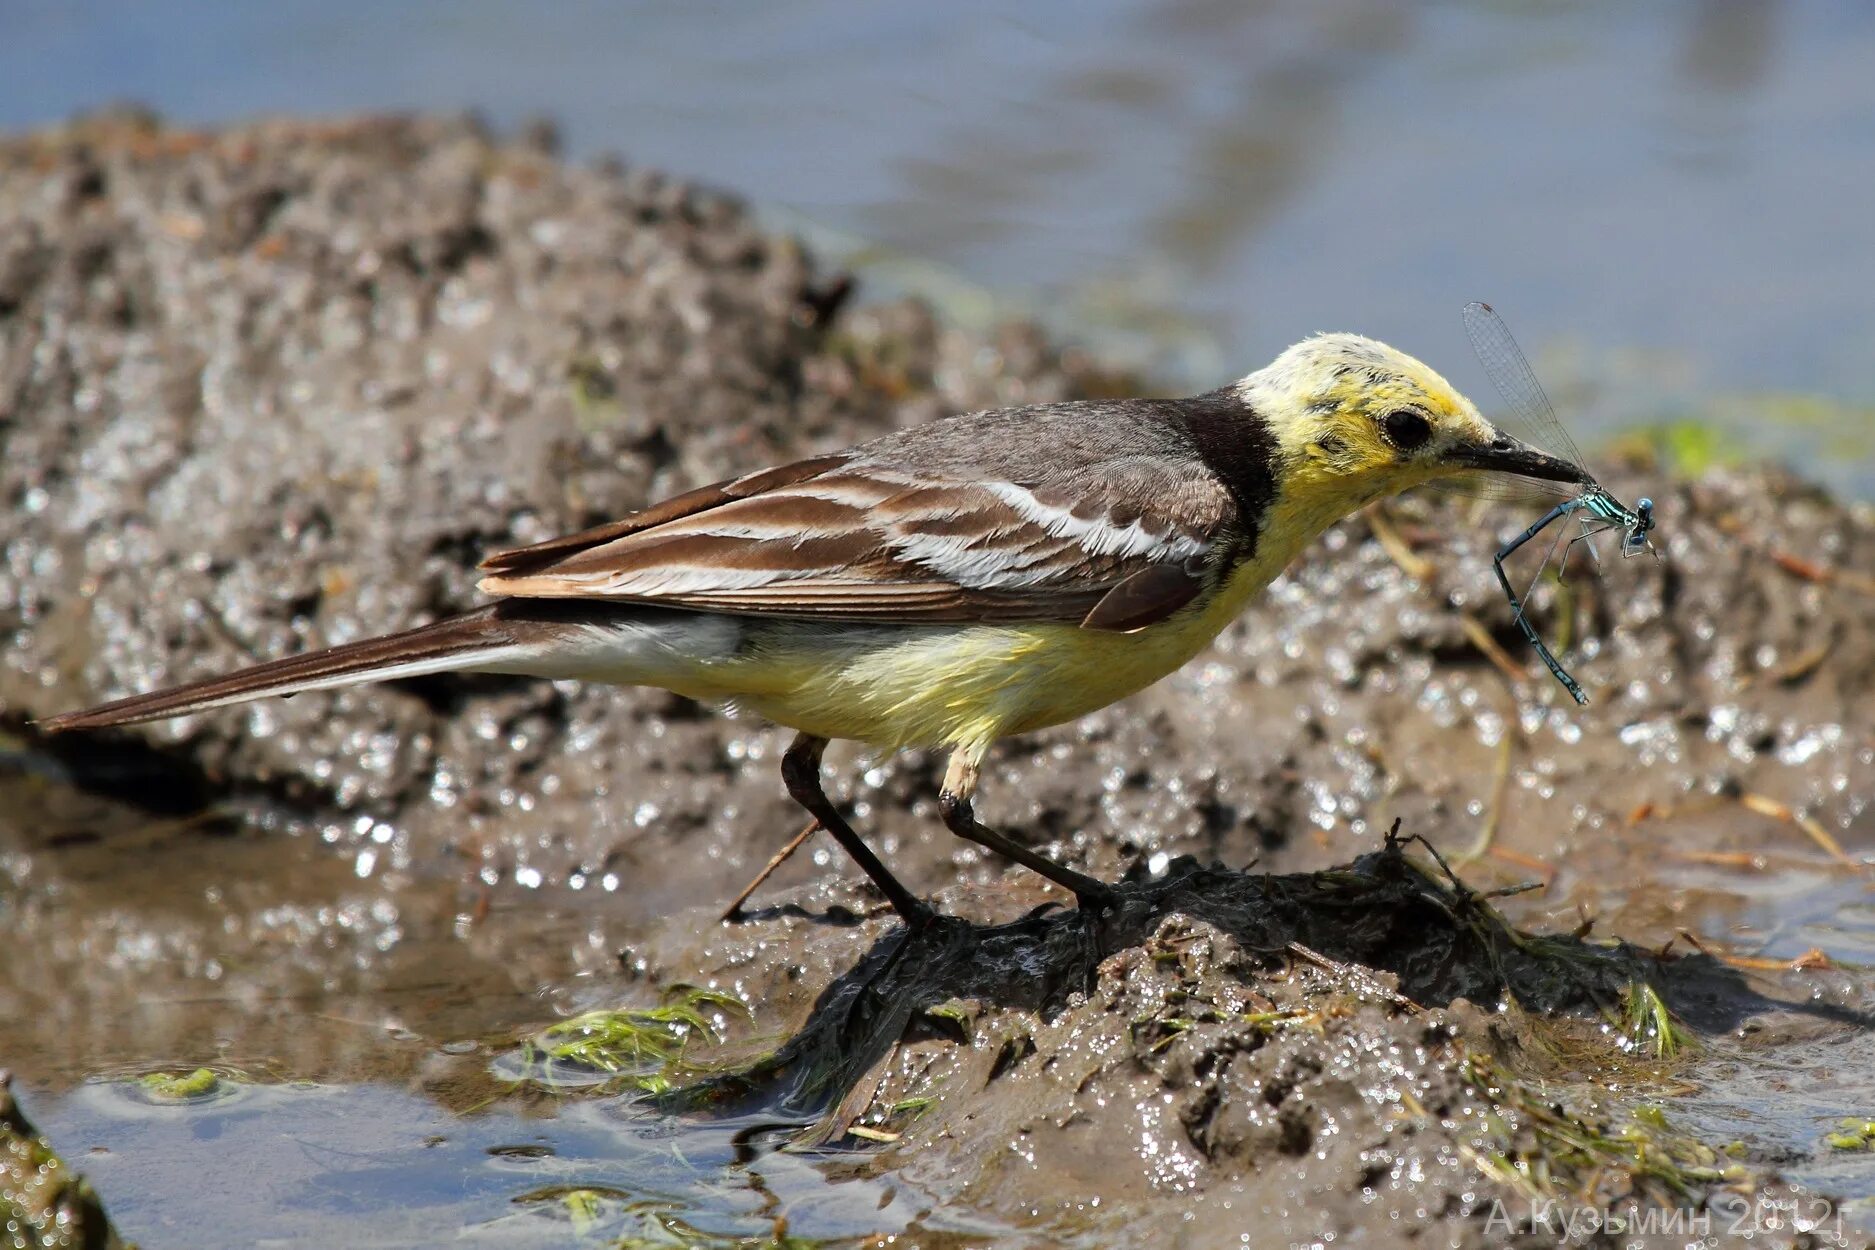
1380, 409, 1432, 451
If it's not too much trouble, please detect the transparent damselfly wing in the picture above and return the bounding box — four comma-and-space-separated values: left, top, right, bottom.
1423, 466, 1579, 506
1461, 303, 1658, 705
1461, 300, 1589, 472
1421, 302, 1589, 506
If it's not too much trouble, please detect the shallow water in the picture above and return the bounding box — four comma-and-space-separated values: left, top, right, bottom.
0, 767, 959, 1248
5, 2, 1875, 497
34, 1081, 938, 1248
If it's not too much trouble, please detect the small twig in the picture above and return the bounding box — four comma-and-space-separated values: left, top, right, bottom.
1677, 928, 1833, 973
1627, 796, 1730, 827
1768, 550, 1875, 596
1457, 613, 1529, 687
1366, 502, 1436, 582
1385, 819, 1477, 905
1485, 845, 1556, 883
1739, 792, 1858, 870
721, 820, 820, 922
1713, 514, 1875, 596
1454, 734, 1515, 865
1763, 638, 1834, 686
1669, 849, 1767, 870
1626, 801, 1664, 826
1286, 941, 1422, 1013
845, 1125, 901, 1143
1713, 948, 1836, 973
1674, 928, 1715, 958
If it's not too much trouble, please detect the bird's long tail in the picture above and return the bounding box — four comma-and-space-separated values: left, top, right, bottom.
38, 604, 544, 733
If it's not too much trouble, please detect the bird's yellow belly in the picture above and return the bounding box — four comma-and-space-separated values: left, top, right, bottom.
720, 624, 1186, 753
697, 557, 1281, 755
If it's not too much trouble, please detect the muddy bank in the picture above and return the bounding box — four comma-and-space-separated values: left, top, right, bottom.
648, 841, 1856, 1247
0, 107, 1125, 920
4, 111, 1875, 1247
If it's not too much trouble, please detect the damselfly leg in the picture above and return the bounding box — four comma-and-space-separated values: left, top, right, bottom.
1570, 513, 1609, 574
1522, 515, 1618, 641
1493, 499, 1591, 706
1520, 507, 1575, 610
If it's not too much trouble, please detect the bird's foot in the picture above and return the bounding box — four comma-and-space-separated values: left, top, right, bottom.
1071, 878, 1120, 914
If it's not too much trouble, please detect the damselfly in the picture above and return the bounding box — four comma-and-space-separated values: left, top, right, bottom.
1462, 301, 1658, 707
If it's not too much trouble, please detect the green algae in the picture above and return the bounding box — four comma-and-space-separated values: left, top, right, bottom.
511, 1183, 844, 1249
507, 986, 749, 1094
1825, 1118, 1875, 1152
1458, 1053, 1742, 1205
132, 1068, 222, 1105
1618, 981, 1697, 1062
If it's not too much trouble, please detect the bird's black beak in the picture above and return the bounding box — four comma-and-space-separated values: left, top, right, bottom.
1442, 432, 1589, 485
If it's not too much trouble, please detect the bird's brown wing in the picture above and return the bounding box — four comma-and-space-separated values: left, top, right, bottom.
478, 447, 1235, 631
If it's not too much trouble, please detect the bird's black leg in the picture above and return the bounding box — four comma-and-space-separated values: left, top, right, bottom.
780, 733, 934, 927
938, 753, 1117, 911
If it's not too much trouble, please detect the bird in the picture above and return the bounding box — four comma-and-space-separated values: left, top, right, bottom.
39, 331, 1586, 927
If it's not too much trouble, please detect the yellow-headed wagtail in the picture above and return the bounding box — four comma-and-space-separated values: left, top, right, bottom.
41, 332, 1585, 925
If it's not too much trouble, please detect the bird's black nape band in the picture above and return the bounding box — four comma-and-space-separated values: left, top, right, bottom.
1172, 387, 1283, 561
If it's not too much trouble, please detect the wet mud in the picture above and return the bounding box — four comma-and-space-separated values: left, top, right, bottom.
4, 112, 1875, 1247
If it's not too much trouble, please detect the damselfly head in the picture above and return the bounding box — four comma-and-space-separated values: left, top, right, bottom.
1622, 496, 1658, 559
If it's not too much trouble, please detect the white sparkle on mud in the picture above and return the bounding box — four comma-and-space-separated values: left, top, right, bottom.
1475, 711, 1506, 747
515, 866, 543, 889
1617, 719, 1674, 756
1779, 724, 1840, 766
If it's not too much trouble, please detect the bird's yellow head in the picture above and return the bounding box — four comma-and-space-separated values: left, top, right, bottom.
1239, 333, 1585, 517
